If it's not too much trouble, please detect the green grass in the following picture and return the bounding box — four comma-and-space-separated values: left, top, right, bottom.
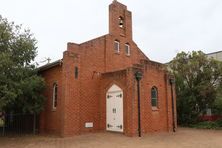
190, 120, 222, 129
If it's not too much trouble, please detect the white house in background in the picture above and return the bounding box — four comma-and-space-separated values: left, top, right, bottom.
206, 50, 222, 61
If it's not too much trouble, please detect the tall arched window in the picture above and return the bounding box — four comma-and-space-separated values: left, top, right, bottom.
125, 43, 130, 56
52, 82, 58, 110
114, 40, 120, 53
151, 87, 158, 107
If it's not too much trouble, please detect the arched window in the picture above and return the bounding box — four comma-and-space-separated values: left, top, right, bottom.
151, 87, 158, 107
114, 40, 120, 53
125, 43, 130, 56
52, 82, 58, 110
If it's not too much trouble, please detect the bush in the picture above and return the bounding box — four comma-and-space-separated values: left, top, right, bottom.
190, 119, 222, 129
170, 51, 222, 125
215, 119, 222, 127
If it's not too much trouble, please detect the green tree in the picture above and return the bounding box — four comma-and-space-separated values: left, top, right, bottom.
212, 86, 222, 114
169, 51, 222, 125
0, 15, 45, 114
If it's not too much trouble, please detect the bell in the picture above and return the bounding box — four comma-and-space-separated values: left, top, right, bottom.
119, 20, 123, 26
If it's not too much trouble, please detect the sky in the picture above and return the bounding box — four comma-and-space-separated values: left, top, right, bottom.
1, 0, 222, 64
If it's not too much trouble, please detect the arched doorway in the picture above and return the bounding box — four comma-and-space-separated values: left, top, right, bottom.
106, 84, 123, 132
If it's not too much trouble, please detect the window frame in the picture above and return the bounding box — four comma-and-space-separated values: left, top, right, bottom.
151, 86, 158, 108
114, 40, 120, 53
52, 82, 58, 110
125, 43, 130, 56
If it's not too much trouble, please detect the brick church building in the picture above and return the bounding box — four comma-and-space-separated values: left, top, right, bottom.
39, 0, 177, 137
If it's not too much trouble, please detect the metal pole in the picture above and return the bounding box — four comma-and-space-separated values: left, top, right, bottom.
137, 79, 141, 137
170, 79, 176, 132
135, 71, 142, 137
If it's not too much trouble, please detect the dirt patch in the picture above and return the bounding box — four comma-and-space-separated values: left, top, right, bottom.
0, 128, 222, 148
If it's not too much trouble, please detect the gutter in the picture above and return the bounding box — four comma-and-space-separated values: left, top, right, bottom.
37, 59, 63, 72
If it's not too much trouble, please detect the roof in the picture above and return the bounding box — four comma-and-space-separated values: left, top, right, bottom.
205, 50, 222, 55
37, 59, 62, 72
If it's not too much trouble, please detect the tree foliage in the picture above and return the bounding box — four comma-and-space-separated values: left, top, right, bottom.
169, 51, 222, 125
0, 15, 45, 114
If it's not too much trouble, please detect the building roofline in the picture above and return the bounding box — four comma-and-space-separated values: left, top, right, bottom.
205, 50, 222, 55
79, 34, 108, 45
37, 59, 63, 72
141, 59, 165, 66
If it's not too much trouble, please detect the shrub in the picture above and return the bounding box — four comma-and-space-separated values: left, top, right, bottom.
190, 119, 222, 129
215, 119, 222, 127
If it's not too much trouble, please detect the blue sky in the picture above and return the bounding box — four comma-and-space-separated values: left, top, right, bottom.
1, 0, 222, 64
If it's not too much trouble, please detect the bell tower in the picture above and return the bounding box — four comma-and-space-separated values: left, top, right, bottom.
109, 0, 133, 40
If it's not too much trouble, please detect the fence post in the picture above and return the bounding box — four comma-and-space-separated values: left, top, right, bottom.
33, 113, 36, 134
2, 116, 5, 136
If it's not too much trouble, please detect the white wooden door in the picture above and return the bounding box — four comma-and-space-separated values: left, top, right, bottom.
106, 85, 123, 132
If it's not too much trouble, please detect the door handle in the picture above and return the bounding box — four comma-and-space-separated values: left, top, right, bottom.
112, 108, 116, 113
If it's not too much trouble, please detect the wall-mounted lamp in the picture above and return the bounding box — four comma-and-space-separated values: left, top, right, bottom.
135, 71, 143, 137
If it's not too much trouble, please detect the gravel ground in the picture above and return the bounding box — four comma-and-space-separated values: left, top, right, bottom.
0, 128, 222, 148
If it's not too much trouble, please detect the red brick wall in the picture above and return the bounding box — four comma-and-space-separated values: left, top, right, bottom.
140, 62, 171, 133
39, 1, 176, 137
39, 65, 62, 135
99, 66, 176, 137
78, 37, 105, 133
109, 1, 132, 40
64, 32, 149, 136
106, 1, 147, 72
104, 35, 147, 72
60, 50, 81, 137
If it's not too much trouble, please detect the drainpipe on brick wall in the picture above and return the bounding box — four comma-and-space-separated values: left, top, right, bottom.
135, 71, 143, 137
169, 77, 176, 132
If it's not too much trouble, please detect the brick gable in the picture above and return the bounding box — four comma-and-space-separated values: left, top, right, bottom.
39, 0, 176, 137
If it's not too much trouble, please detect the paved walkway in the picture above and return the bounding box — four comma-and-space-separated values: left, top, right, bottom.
0, 128, 222, 148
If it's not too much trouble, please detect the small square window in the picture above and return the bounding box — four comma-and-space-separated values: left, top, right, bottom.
125, 44, 130, 56
114, 41, 120, 53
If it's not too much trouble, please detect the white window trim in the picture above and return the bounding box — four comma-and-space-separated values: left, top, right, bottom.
114, 41, 120, 53
125, 44, 130, 56
52, 83, 58, 110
